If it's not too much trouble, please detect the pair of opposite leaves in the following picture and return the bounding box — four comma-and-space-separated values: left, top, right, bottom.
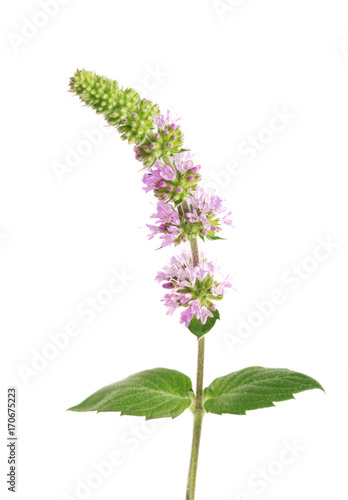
68, 366, 324, 419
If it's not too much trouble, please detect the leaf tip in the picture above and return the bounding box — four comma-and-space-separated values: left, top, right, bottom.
316, 382, 326, 394
66, 405, 78, 412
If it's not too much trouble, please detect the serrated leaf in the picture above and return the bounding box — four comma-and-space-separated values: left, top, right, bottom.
188, 309, 220, 338
68, 368, 194, 420
204, 366, 324, 415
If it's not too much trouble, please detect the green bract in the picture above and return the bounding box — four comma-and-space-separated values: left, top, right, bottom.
188, 309, 221, 338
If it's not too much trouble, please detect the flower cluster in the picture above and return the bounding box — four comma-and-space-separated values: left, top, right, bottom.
156, 251, 232, 326
134, 111, 185, 167
147, 189, 232, 247
185, 189, 233, 238
69, 70, 233, 331
147, 202, 182, 247
142, 153, 201, 205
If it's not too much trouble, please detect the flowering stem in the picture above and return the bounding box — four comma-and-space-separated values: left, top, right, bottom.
190, 237, 200, 268
180, 198, 205, 498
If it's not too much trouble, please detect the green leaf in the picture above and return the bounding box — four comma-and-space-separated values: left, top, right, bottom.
206, 234, 225, 241
204, 366, 324, 415
68, 368, 194, 420
188, 309, 220, 338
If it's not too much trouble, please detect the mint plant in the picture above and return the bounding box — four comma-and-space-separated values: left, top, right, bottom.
67, 69, 324, 499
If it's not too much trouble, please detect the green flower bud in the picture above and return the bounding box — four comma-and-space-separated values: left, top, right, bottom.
69, 69, 159, 144
134, 126, 185, 167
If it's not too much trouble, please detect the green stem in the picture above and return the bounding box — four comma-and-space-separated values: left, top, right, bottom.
195, 336, 205, 410
189, 237, 200, 268
186, 337, 205, 500
180, 199, 205, 499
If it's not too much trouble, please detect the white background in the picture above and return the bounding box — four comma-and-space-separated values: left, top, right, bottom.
1, 1, 348, 499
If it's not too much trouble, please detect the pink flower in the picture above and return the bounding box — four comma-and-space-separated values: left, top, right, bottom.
142, 153, 202, 204
147, 202, 182, 247
142, 160, 177, 194
211, 279, 232, 297
156, 251, 232, 328
186, 299, 214, 325
154, 110, 180, 129
180, 307, 195, 327
152, 202, 179, 225
173, 152, 200, 174
185, 189, 233, 234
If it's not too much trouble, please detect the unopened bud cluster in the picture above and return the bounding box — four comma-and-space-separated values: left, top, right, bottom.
70, 70, 159, 145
